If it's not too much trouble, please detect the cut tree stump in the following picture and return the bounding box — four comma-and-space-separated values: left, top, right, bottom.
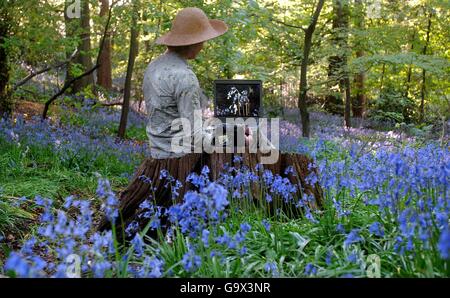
98, 150, 323, 239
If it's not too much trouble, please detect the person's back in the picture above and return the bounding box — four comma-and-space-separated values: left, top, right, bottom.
143, 51, 202, 159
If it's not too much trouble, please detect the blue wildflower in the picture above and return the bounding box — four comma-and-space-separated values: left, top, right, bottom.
344, 229, 363, 248
262, 219, 271, 232
131, 234, 144, 257
264, 262, 279, 277
240, 223, 251, 234
304, 263, 317, 276
4, 252, 30, 277
201, 229, 210, 247
438, 228, 450, 260
336, 223, 346, 233
369, 222, 385, 237
182, 249, 202, 273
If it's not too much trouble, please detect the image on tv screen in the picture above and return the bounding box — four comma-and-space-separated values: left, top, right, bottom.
214, 81, 261, 118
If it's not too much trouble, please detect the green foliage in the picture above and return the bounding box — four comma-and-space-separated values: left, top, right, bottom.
369, 87, 416, 124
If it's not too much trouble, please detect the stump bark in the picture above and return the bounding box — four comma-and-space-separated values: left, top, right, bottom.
98, 151, 323, 239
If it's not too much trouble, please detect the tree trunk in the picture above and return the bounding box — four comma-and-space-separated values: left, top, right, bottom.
420, 8, 432, 123
72, 0, 94, 93
353, 50, 366, 118
325, 1, 351, 125
338, 0, 351, 128
380, 63, 386, 90
352, 0, 366, 118
97, 0, 112, 90
118, 0, 140, 138
64, 0, 76, 89
343, 76, 351, 127
98, 151, 324, 240
324, 0, 345, 115
298, 0, 325, 138
404, 29, 416, 99
0, 6, 12, 116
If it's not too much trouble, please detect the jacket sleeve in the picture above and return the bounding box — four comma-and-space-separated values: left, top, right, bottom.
174, 71, 212, 151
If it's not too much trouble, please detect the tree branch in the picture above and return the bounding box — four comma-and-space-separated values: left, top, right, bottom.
42, 0, 117, 119
13, 49, 78, 92
270, 17, 306, 32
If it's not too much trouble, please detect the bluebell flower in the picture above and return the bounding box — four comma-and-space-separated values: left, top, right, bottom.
126, 221, 139, 237
131, 234, 144, 257
336, 223, 346, 233
202, 182, 228, 212
262, 219, 271, 232
139, 175, 152, 184
144, 256, 164, 278
12, 196, 27, 207
216, 232, 232, 247
63, 195, 74, 209
92, 260, 112, 278
347, 251, 358, 263
344, 229, 363, 248
369, 222, 385, 237
305, 209, 319, 224
210, 250, 222, 258
4, 252, 30, 277
182, 249, 202, 273
304, 263, 317, 276
264, 262, 279, 277
325, 250, 333, 265
438, 228, 450, 260
201, 229, 210, 247
97, 178, 119, 223
20, 237, 37, 255
240, 223, 251, 234
139, 199, 152, 210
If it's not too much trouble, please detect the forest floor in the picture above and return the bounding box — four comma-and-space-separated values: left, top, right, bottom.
0, 99, 449, 277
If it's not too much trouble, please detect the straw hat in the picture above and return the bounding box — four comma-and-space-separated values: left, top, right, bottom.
155, 7, 228, 46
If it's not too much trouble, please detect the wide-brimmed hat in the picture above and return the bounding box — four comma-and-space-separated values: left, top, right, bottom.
155, 7, 228, 46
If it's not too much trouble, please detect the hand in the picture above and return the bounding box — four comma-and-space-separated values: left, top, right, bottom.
244, 126, 253, 146
202, 107, 214, 119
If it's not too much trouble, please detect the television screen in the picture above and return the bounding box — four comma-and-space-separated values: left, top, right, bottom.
214, 80, 262, 118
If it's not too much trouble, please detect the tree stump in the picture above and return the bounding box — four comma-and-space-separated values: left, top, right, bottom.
98, 150, 323, 239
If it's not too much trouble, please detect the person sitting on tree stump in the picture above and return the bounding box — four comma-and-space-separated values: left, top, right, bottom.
98, 7, 323, 238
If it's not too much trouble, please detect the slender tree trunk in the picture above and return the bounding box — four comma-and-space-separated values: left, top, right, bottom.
97, 0, 112, 90
420, 8, 432, 123
404, 9, 420, 99
0, 6, 11, 116
404, 30, 416, 98
298, 0, 325, 138
72, 0, 94, 93
380, 63, 386, 90
352, 0, 366, 118
118, 1, 140, 138
64, 0, 76, 89
420, 69, 426, 122
343, 76, 351, 127
325, 0, 345, 115
353, 49, 365, 118
339, 0, 351, 128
